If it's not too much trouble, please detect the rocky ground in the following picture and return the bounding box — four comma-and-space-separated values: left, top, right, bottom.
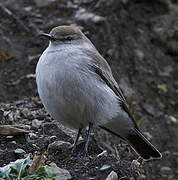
0, 0, 178, 179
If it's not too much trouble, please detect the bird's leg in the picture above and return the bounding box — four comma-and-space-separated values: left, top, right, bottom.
70, 127, 82, 156
80, 122, 93, 157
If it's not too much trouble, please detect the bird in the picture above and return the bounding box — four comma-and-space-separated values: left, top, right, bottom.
36, 25, 162, 160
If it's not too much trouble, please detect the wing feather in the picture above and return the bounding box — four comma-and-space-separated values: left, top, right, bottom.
85, 50, 138, 128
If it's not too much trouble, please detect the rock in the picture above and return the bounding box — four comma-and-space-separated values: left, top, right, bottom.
23, 6, 33, 12
164, 150, 170, 156
143, 132, 153, 141
31, 119, 42, 128
75, 8, 105, 23
11, 141, 17, 145
14, 148, 26, 154
166, 115, 177, 125
49, 162, 72, 179
105, 171, 118, 180
50, 135, 58, 142
134, 49, 145, 61
99, 164, 111, 171
48, 141, 71, 153
29, 132, 38, 139
6, 136, 14, 139
25, 125, 31, 130
131, 160, 140, 170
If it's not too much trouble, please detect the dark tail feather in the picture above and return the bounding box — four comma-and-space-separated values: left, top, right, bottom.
100, 126, 162, 160
126, 128, 162, 160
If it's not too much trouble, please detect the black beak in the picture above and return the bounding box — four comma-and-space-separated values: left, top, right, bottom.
39, 33, 54, 40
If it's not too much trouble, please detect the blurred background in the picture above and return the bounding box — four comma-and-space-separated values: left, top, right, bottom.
0, 0, 177, 179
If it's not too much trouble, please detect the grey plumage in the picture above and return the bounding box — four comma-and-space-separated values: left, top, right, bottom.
36, 25, 162, 160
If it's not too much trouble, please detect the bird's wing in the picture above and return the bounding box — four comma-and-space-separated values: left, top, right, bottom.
85, 50, 138, 128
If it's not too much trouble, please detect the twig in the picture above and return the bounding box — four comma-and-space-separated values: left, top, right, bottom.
0, 125, 29, 136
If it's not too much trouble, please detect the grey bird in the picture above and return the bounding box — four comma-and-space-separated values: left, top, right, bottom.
36, 25, 162, 160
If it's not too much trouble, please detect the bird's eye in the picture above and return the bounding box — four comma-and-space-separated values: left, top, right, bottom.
66, 36, 73, 41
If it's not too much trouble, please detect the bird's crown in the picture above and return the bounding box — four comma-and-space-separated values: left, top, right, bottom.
50, 25, 82, 37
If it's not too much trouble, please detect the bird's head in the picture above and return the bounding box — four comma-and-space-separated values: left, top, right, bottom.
40, 25, 84, 45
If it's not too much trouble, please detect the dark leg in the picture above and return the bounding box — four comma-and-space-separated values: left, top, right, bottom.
80, 122, 93, 157
70, 127, 82, 155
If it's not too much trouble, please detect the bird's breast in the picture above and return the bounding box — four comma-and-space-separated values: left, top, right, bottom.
36, 50, 120, 129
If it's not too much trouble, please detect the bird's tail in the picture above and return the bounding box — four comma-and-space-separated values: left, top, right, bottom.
100, 126, 162, 160
125, 128, 162, 160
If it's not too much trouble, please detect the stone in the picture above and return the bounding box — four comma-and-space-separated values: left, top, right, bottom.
11, 141, 17, 145
29, 132, 38, 139
105, 171, 118, 180
134, 49, 145, 61
166, 115, 177, 125
49, 162, 72, 179
31, 119, 42, 128
100, 164, 111, 171
48, 141, 71, 153
14, 148, 26, 154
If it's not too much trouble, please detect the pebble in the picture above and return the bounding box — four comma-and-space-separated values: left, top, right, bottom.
166, 115, 177, 125
11, 141, 17, 145
99, 164, 111, 171
131, 160, 140, 170
29, 132, 37, 139
32, 119, 42, 128
105, 171, 118, 180
49, 162, 72, 179
25, 125, 31, 130
50, 135, 58, 142
48, 141, 71, 153
134, 49, 145, 61
143, 132, 153, 141
6, 136, 14, 139
32, 144, 38, 149
14, 148, 26, 154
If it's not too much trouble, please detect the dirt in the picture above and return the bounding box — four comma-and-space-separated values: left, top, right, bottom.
0, 0, 178, 179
